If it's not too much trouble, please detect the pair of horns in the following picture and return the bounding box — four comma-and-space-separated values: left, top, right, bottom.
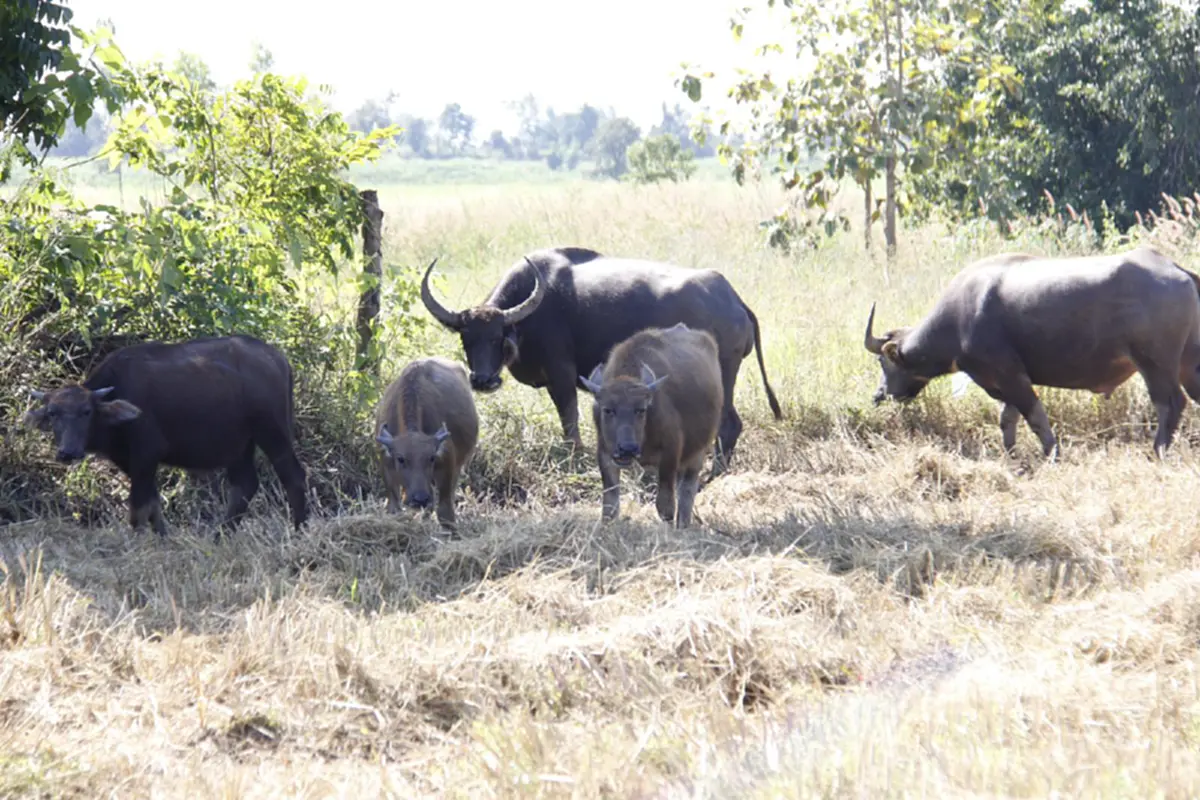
580, 362, 669, 395
420, 257, 546, 330
28, 386, 115, 401
376, 422, 450, 449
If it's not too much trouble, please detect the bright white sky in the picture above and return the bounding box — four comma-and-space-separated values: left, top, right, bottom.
67, 0, 792, 135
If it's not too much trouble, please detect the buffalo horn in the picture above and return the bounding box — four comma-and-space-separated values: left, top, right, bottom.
863, 302, 887, 355
640, 363, 668, 391
420, 258, 465, 330
500, 258, 547, 326
376, 424, 395, 448
28, 389, 46, 402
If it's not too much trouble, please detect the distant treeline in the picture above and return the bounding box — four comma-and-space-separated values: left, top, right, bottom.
344, 94, 724, 174
48, 59, 725, 180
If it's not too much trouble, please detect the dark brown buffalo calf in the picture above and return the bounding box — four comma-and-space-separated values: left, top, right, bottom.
581, 323, 724, 527
373, 356, 479, 531
24, 335, 308, 536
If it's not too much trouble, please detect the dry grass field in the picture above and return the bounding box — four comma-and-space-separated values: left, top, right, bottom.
5, 172, 1200, 797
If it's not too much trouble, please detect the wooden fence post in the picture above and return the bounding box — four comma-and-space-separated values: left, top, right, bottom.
355, 189, 384, 374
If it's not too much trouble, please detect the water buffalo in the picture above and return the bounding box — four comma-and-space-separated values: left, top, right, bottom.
24, 335, 308, 535
419, 246, 781, 475
374, 356, 479, 530
580, 323, 724, 527
864, 245, 1200, 458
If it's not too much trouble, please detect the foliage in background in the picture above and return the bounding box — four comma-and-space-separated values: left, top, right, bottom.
589, 117, 642, 179
4, 34, 404, 346
680, 0, 1200, 247
983, 0, 1200, 230
679, 0, 1020, 254
0, 2, 123, 176
626, 133, 697, 184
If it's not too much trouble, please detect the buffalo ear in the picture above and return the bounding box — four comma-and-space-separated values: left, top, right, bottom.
98, 399, 141, 425
502, 332, 519, 365
881, 340, 903, 365
23, 407, 50, 432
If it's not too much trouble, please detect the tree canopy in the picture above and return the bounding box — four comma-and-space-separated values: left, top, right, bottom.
679, 0, 1200, 249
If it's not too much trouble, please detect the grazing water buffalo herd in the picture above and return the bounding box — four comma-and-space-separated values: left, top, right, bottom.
22, 243, 1200, 535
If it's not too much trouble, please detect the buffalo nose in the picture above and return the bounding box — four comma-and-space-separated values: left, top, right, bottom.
616, 444, 641, 459
407, 492, 432, 509
56, 449, 81, 463
873, 388, 886, 406
470, 372, 502, 391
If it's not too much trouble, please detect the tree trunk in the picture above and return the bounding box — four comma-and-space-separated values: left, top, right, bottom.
885, 158, 897, 258
889, 0, 902, 261
864, 179, 873, 251
879, 0, 901, 260
355, 189, 384, 374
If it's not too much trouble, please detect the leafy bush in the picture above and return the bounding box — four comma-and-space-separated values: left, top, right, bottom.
0, 29, 427, 522
626, 134, 696, 185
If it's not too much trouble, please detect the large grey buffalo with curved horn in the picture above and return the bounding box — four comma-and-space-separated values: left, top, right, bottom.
420, 246, 782, 475
864, 245, 1200, 458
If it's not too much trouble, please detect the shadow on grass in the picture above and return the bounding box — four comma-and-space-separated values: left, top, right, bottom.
0, 469, 1108, 640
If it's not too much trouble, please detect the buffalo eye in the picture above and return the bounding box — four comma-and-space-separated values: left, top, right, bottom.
602, 408, 614, 417
396, 456, 406, 467
634, 408, 646, 417
428, 455, 436, 465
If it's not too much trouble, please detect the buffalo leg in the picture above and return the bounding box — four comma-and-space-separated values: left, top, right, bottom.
547, 368, 583, 449
223, 443, 260, 533
131, 496, 167, 538
713, 406, 742, 480
598, 452, 621, 521
1140, 367, 1187, 458
675, 465, 702, 528
128, 466, 168, 537
999, 403, 1022, 453
256, 428, 309, 530
275, 452, 309, 530
979, 362, 1056, 455
984, 377, 1057, 457
385, 482, 402, 514
381, 459, 403, 513
712, 357, 744, 478
435, 466, 458, 531
1014, 394, 1057, 457
655, 462, 678, 524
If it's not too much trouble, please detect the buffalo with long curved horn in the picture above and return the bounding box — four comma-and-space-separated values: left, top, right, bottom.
416, 246, 783, 478
862, 246, 1200, 460
421, 257, 545, 331
863, 302, 887, 355
420, 258, 463, 330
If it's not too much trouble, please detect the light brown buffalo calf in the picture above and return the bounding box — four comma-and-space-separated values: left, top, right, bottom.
581, 323, 724, 527
374, 357, 479, 530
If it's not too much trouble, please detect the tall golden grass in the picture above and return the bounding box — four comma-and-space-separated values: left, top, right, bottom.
5, 175, 1200, 796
